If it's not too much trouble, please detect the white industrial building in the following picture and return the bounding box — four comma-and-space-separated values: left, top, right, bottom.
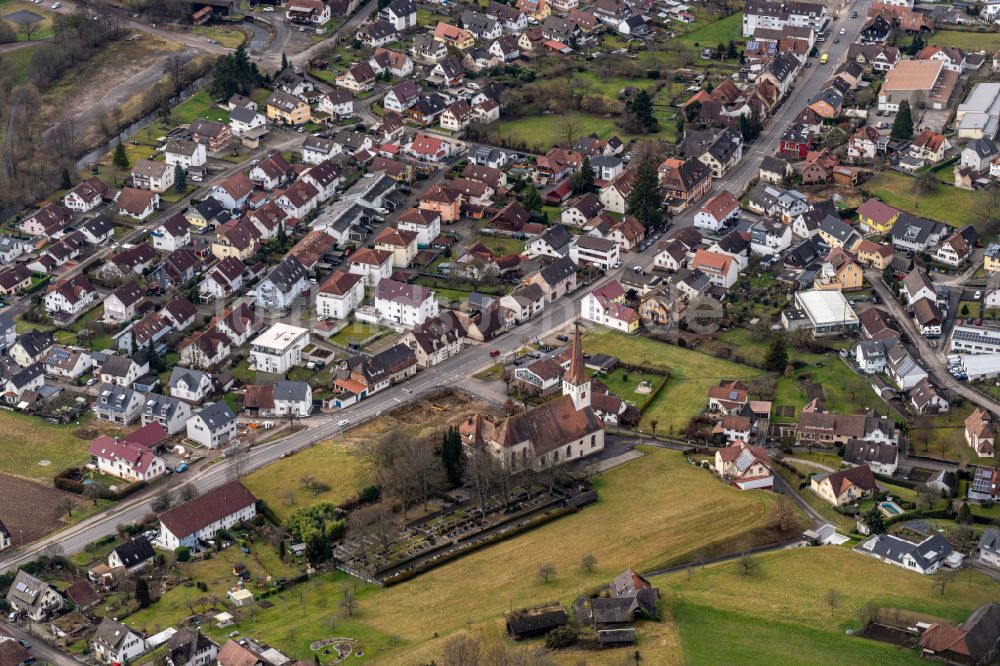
951, 325, 1000, 354
782, 290, 859, 336
956, 353, 1000, 381
956, 82, 1000, 140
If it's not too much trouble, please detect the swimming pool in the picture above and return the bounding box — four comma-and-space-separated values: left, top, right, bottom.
880, 501, 904, 517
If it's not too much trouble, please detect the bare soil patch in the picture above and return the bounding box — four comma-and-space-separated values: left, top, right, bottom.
0, 474, 79, 543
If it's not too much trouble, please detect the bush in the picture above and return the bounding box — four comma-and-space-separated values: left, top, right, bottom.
176, 546, 191, 562
360, 485, 380, 503
545, 625, 578, 649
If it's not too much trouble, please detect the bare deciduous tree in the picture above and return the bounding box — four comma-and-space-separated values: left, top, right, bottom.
581, 553, 597, 573
441, 634, 482, 666
537, 563, 556, 584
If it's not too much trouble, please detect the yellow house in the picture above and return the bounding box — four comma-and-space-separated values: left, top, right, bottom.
433, 22, 475, 50
986, 244, 1000, 273
211, 222, 257, 262
813, 248, 863, 291
266, 90, 310, 126
516, 0, 551, 20
857, 197, 899, 234
809, 466, 877, 506
855, 239, 893, 271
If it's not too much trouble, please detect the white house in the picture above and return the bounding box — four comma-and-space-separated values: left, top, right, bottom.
44, 275, 97, 318
131, 160, 175, 193
151, 214, 191, 252
250, 323, 310, 374
165, 139, 207, 171
87, 436, 167, 482
374, 278, 439, 327
857, 533, 962, 575
382, 0, 417, 30
255, 256, 311, 312
63, 178, 108, 213
315, 270, 365, 320
693, 191, 740, 231
570, 235, 620, 271
185, 402, 238, 449
348, 248, 393, 287
140, 393, 192, 435
5, 571, 64, 621
104, 283, 145, 324
157, 480, 257, 550
396, 208, 441, 247
229, 105, 267, 136
168, 367, 213, 404
93, 384, 145, 425
270, 380, 313, 418
107, 537, 155, 573
581, 280, 639, 332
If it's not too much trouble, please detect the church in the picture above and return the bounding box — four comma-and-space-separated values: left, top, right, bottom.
460, 325, 606, 471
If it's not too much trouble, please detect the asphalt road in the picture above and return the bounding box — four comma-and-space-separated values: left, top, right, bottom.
0, 0, 877, 572
0, 621, 83, 666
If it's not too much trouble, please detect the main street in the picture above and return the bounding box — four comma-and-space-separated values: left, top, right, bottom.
0, 3, 877, 572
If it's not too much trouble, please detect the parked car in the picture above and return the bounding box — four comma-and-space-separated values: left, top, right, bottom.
175, 463, 188, 473
490, 349, 501, 358
555, 334, 569, 342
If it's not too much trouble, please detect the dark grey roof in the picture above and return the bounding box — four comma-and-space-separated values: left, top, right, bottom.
230, 106, 260, 124
143, 393, 187, 420
861, 532, 953, 571
265, 256, 309, 294
16, 330, 55, 359
539, 224, 572, 251
112, 536, 155, 568
96, 384, 139, 413
818, 216, 854, 243
194, 401, 236, 430
80, 214, 115, 240
538, 255, 577, 286
979, 528, 1000, 555
273, 379, 310, 402
168, 366, 209, 391
843, 439, 898, 466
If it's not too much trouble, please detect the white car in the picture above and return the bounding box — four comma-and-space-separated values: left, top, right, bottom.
262, 5, 274, 10
839, 27, 846, 34
338, 419, 350, 427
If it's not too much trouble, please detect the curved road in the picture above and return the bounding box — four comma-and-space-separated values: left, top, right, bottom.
0, 0, 874, 572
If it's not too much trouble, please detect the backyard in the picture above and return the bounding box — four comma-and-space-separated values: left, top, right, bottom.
1, 0, 55, 42
583, 331, 766, 433
660, 546, 999, 665
867, 171, 982, 230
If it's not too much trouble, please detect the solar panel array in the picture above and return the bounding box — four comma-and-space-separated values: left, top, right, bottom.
972, 468, 996, 495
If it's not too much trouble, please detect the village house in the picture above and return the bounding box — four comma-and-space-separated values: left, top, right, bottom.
811, 465, 879, 506
158, 480, 257, 550
714, 440, 774, 490
87, 435, 166, 482
186, 402, 238, 449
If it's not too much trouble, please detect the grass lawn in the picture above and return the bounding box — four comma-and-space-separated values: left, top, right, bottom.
172, 89, 230, 125
868, 171, 982, 230
1, 0, 55, 42
931, 30, 1000, 52
242, 441, 372, 521
583, 331, 766, 433
127, 541, 305, 633
675, 12, 743, 56
487, 110, 678, 154
774, 358, 879, 422
474, 234, 525, 256
0, 410, 95, 481
590, 367, 663, 408
660, 547, 999, 665
959, 300, 981, 318
329, 321, 385, 347
130, 449, 800, 663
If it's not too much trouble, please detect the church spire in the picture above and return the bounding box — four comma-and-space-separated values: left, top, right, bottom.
565, 322, 587, 386
563, 322, 591, 410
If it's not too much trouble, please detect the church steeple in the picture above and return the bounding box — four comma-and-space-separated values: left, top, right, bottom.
563, 323, 591, 410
